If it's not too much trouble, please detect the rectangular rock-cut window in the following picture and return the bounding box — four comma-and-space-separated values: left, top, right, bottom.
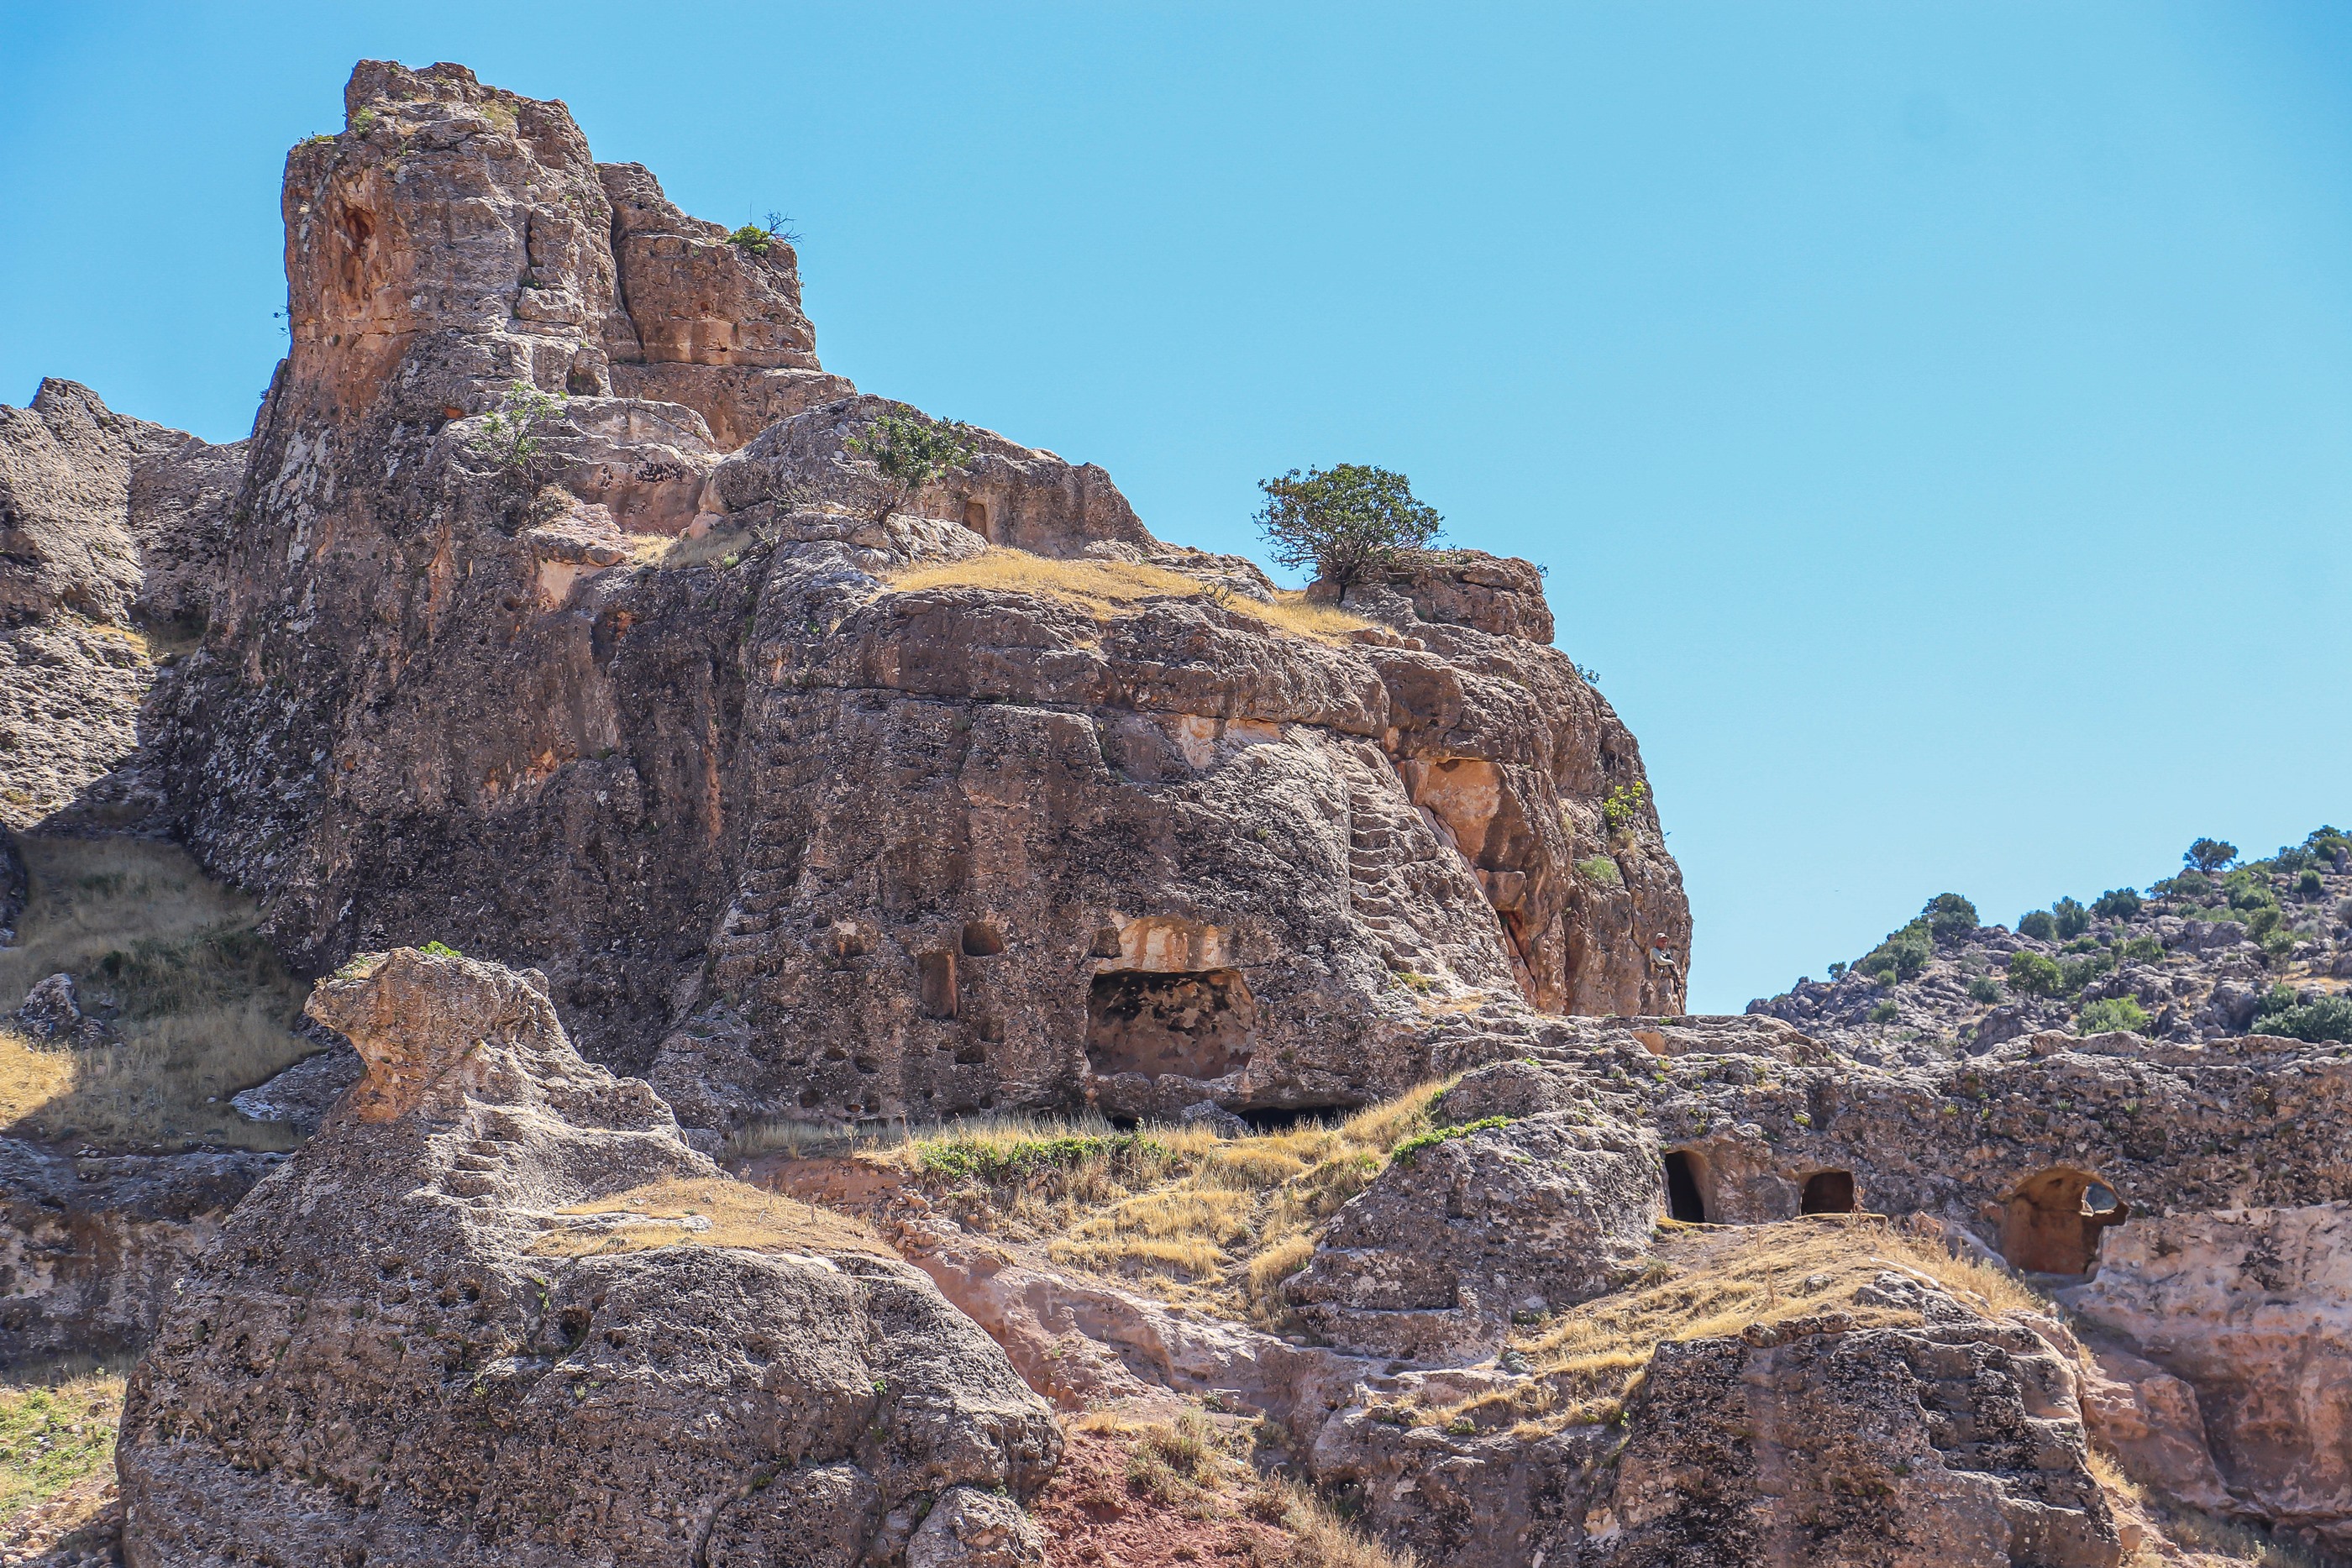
1085, 969, 1255, 1081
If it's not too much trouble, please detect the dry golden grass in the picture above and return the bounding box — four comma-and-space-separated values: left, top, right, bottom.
887, 548, 1378, 644
530, 1175, 896, 1261
0, 836, 312, 1151
1371, 1217, 2063, 1434
1231, 590, 1377, 643
633, 525, 755, 570
890, 547, 1209, 617
853, 1085, 1450, 1327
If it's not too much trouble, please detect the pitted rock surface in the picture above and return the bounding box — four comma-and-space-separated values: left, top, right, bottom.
117, 947, 1059, 1567
126, 59, 1687, 1131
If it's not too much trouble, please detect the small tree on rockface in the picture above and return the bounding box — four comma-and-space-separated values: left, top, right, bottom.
2007, 951, 2063, 998
2185, 837, 2238, 873
848, 408, 978, 522
1253, 464, 1443, 595
470, 380, 568, 490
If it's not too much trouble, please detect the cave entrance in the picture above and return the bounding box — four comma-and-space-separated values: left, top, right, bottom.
1085, 968, 1256, 1080
1800, 1171, 1856, 1215
2000, 1167, 2129, 1275
963, 498, 992, 539
1238, 1105, 1345, 1133
1663, 1151, 1707, 1224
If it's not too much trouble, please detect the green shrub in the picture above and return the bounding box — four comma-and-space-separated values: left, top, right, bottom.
847, 407, 979, 522
2076, 997, 2150, 1035
1574, 855, 1623, 888
1255, 464, 1444, 594
417, 940, 465, 959
2063, 936, 2098, 954
2260, 926, 2297, 960
2091, 888, 2142, 920
1826, 962, 1847, 981
2339, 897, 2352, 926
916, 1130, 1164, 1184
2154, 869, 2212, 901
1868, 1000, 1900, 1024
2225, 871, 2278, 913
2246, 906, 2282, 941
2017, 910, 2057, 941
2297, 869, 2324, 900
2307, 825, 2348, 861
469, 380, 568, 486
1966, 976, 2003, 1004
2059, 951, 2113, 994
2185, 837, 2238, 873
2007, 952, 2063, 998
1392, 1116, 1514, 1165
2051, 897, 2091, 939
2118, 935, 2165, 963
2253, 989, 2352, 1043
1860, 919, 1935, 982
725, 212, 798, 256
1602, 782, 1650, 833
1922, 893, 1978, 942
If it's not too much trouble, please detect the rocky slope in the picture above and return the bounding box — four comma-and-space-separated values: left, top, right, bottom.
1752, 834, 2352, 1063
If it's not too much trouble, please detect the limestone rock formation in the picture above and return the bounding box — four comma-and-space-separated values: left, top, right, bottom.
118, 947, 1058, 1566
134, 59, 1686, 1133
1284, 1107, 1660, 1361
2065, 1201, 2352, 1554
0, 380, 242, 829
1588, 1273, 2120, 1568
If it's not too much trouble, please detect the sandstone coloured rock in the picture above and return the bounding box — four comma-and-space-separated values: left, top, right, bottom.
129, 59, 1687, 1135
118, 947, 1059, 1566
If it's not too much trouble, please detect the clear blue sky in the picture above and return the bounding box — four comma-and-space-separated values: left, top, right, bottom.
5, 3, 2348, 1011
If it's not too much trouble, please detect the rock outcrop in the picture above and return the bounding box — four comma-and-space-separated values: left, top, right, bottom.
134, 59, 1686, 1132
0, 380, 243, 829
0, 1141, 276, 1367
1587, 1273, 2120, 1568
118, 947, 1058, 1566
2064, 1201, 2352, 1554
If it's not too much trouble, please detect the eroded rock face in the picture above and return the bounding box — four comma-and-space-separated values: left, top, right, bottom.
118, 947, 1058, 1567
0, 1142, 276, 1367
1285, 1110, 1661, 1361
1588, 1276, 2120, 1568
141, 59, 1687, 1129
2065, 1203, 2352, 1554
0, 380, 239, 828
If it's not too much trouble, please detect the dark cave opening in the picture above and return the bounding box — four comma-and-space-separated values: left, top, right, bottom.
1800, 1170, 1857, 1214
1663, 1151, 1707, 1223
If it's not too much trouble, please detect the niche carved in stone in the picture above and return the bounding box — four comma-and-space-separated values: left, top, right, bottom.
1085, 968, 1256, 1082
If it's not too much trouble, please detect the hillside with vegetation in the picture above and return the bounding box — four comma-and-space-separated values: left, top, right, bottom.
1751, 827, 2352, 1062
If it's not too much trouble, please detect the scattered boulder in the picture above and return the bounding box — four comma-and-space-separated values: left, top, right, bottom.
225, 1039, 364, 1135
12, 971, 109, 1045
118, 948, 1059, 1566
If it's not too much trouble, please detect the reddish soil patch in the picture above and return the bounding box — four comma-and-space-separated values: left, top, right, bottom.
1035, 1431, 1292, 1568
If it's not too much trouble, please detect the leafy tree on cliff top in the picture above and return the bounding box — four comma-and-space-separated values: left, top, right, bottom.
1254, 464, 1442, 594
848, 407, 978, 522
2185, 837, 2238, 873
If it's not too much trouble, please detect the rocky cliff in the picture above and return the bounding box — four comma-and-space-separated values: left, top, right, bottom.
129, 59, 1685, 1134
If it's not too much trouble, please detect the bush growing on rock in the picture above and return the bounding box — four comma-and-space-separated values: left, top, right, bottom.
2154, 869, 2212, 902
1966, 975, 2002, 1004
2092, 887, 2143, 920
468, 379, 567, 487
2077, 996, 2150, 1034
846, 406, 978, 521
2017, 909, 2058, 941
2255, 989, 2352, 1042
1253, 463, 1443, 594
1602, 781, 1650, 833
2052, 895, 2092, 939
1859, 918, 1934, 983
1868, 999, 1900, 1023
2008, 951, 2063, 997
2298, 869, 2325, 900
2119, 935, 2165, 963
